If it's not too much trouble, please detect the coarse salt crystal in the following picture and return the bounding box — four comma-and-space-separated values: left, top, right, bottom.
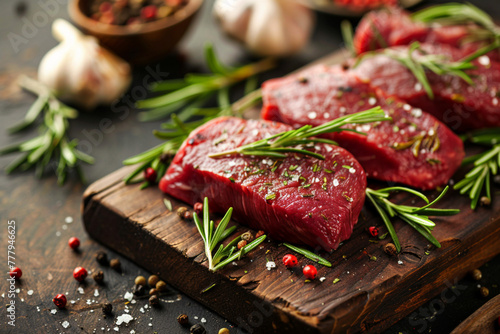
124, 292, 133, 301
94, 289, 99, 297
493, 98, 498, 106
398, 260, 404, 265
478, 56, 490, 66
116, 314, 134, 325
339, 106, 346, 113
51, 309, 57, 314
368, 97, 377, 105
65, 216, 73, 224
323, 113, 330, 118
403, 104, 411, 111
201, 318, 207, 323
319, 277, 326, 282
411, 108, 422, 118
62, 321, 70, 329
114, 327, 119, 332
333, 179, 339, 187
266, 261, 276, 270
148, 323, 152, 327
349, 168, 355, 174
62, 225, 68, 230
308, 112, 317, 119
414, 83, 422, 91
27, 290, 33, 296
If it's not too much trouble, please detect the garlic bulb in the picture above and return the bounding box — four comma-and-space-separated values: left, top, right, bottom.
38, 19, 131, 110
214, 0, 314, 57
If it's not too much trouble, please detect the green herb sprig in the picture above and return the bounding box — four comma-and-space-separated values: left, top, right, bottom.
136, 44, 274, 122
454, 128, 500, 209
356, 41, 499, 99
283, 243, 332, 267
209, 107, 390, 159
193, 197, 267, 272
412, 3, 500, 38
0, 76, 94, 184
365, 186, 459, 252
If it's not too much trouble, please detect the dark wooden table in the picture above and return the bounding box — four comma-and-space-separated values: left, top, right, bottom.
0, 0, 499, 333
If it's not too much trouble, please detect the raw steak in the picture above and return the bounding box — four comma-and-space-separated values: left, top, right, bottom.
353, 7, 500, 60
351, 43, 500, 131
159, 117, 366, 251
261, 64, 464, 190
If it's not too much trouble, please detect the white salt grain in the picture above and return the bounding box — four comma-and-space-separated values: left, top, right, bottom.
65, 216, 74, 224
62, 321, 70, 329
27, 290, 33, 296
124, 292, 133, 301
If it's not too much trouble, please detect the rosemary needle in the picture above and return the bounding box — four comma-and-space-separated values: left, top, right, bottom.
454, 128, 500, 209
209, 107, 390, 159
0, 76, 94, 184
365, 186, 459, 252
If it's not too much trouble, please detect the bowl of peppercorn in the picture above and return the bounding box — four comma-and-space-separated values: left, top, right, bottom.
69, 0, 204, 65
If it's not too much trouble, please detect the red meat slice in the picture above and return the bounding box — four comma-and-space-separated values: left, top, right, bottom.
353, 8, 500, 61
261, 64, 464, 190
159, 117, 367, 251
351, 43, 500, 131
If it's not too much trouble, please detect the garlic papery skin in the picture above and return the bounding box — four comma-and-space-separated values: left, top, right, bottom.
214, 0, 314, 57
38, 19, 131, 110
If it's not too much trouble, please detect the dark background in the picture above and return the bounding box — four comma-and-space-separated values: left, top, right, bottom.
0, 0, 498, 333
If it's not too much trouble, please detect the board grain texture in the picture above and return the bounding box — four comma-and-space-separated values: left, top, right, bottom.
81, 51, 500, 334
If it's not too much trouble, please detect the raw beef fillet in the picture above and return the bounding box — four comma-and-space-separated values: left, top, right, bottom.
261, 65, 464, 190
353, 7, 500, 61
159, 116, 366, 251
351, 43, 500, 131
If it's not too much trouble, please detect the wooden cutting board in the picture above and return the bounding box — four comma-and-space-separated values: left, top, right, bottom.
81, 51, 500, 334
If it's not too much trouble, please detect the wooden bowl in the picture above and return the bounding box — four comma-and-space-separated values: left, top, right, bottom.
69, 0, 204, 65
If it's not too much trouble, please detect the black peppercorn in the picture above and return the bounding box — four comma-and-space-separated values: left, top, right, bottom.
156, 280, 167, 292
384, 243, 397, 256
135, 276, 147, 286
479, 286, 489, 298
149, 295, 159, 307
471, 269, 482, 281
148, 274, 160, 287
110, 258, 121, 272
149, 288, 159, 296
177, 313, 189, 326
183, 210, 193, 220
132, 284, 145, 296
93, 270, 104, 284
102, 303, 112, 315
190, 324, 207, 334
480, 196, 491, 206
193, 202, 203, 215
95, 251, 108, 266
177, 207, 188, 218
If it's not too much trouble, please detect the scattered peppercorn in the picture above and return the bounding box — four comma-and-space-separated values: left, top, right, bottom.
95, 251, 108, 266
237, 240, 247, 250
135, 275, 147, 286
282, 254, 298, 268
149, 294, 160, 307
9, 267, 22, 280
183, 210, 193, 220
384, 243, 397, 256
132, 284, 145, 296
144, 167, 157, 183
102, 302, 112, 315
156, 280, 167, 292
177, 207, 188, 218
255, 230, 265, 238
110, 258, 121, 272
193, 202, 203, 215
149, 288, 159, 296
479, 286, 489, 298
480, 196, 491, 206
218, 329, 230, 334
52, 294, 67, 308
148, 274, 160, 287
240, 231, 254, 242
177, 313, 189, 326
93, 270, 104, 284
190, 324, 207, 334
68, 237, 80, 250
368, 226, 379, 237
471, 269, 482, 281
303, 265, 317, 280
73, 267, 88, 282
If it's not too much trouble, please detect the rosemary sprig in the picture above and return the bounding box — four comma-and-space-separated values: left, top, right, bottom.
136, 44, 275, 121
365, 186, 459, 252
412, 3, 500, 38
454, 128, 500, 209
0, 76, 94, 184
355, 41, 500, 99
283, 243, 332, 267
193, 197, 267, 271
209, 107, 389, 159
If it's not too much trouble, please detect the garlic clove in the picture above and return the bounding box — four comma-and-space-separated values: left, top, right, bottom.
38, 19, 131, 110
214, 0, 314, 57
